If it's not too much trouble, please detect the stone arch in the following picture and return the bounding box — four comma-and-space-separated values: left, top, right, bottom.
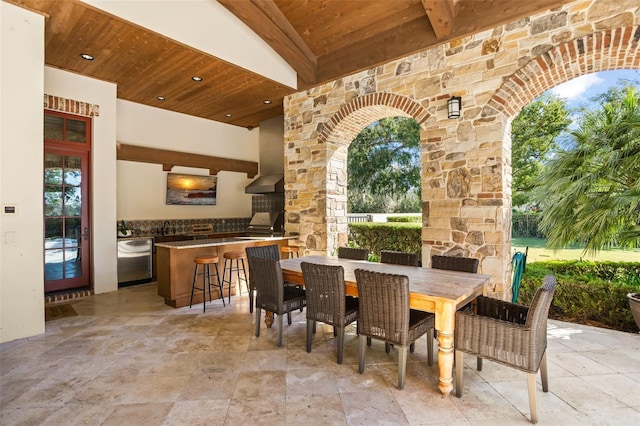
475, 25, 640, 297
490, 26, 640, 119
318, 92, 430, 143
319, 93, 429, 252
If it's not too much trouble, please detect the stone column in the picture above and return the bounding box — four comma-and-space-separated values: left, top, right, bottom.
422, 112, 512, 299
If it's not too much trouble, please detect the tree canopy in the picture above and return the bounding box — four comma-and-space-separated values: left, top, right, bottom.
534, 85, 640, 253
511, 93, 571, 207
348, 117, 421, 213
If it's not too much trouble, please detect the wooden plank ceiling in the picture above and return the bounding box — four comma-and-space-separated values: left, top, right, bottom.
8, 0, 570, 129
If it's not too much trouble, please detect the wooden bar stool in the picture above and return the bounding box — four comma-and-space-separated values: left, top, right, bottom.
280, 246, 300, 259
190, 255, 223, 312
222, 251, 248, 304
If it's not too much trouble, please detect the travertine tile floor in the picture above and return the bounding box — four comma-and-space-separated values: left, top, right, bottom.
1, 282, 639, 425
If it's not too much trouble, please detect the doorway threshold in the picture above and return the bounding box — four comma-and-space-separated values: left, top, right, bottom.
45, 289, 92, 305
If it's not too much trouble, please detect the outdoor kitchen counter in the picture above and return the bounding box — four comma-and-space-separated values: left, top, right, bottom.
155, 235, 296, 308
154, 234, 295, 249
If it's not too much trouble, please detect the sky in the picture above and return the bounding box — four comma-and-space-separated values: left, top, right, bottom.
549, 69, 640, 110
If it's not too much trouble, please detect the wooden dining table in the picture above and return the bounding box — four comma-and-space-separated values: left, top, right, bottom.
278, 255, 491, 397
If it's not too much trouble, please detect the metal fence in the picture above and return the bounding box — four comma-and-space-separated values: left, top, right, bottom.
512, 214, 545, 238
347, 214, 372, 223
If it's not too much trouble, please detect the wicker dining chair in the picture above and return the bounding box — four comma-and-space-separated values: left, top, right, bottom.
431, 254, 479, 273
365, 250, 421, 350
354, 268, 434, 390
301, 262, 359, 364
248, 256, 306, 347
431, 254, 479, 317
245, 244, 301, 319
380, 250, 420, 267
245, 245, 281, 313
337, 246, 369, 260
454, 274, 557, 424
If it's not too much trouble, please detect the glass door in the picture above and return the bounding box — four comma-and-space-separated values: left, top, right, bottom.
44, 111, 91, 293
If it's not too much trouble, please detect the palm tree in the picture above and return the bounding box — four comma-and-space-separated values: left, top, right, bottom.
535, 86, 640, 254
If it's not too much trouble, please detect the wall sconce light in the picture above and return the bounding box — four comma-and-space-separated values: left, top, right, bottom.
448, 96, 462, 119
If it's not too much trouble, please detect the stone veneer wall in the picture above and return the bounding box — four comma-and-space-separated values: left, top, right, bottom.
283, 0, 640, 299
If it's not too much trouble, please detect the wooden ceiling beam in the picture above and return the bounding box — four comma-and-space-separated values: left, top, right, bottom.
116, 143, 259, 177
422, 0, 454, 40
313, 17, 439, 87
218, 0, 317, 85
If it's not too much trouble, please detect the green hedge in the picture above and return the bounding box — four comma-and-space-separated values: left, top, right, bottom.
348, 224, 640, 332
348, 222, 421, 259
517, 261, 640, 332
386, 216, 421, 223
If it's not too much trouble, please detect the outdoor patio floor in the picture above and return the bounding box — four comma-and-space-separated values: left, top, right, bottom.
1, 282, 639, 425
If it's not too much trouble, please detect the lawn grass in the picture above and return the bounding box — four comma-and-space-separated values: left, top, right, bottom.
512, 237, 640, 262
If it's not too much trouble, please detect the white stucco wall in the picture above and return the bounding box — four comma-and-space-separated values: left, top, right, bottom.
116, 100, 257, 220
1, 2, 45, 342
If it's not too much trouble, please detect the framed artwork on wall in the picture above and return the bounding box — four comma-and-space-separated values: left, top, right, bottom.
166, 173, 217, 205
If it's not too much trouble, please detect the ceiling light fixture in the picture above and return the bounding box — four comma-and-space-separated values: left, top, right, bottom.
263, 100, 272, 104
447, 96, 462, 119
191, 76, 203, 82
225, 113, 232, 117
80, 53, 94, 61
157, 96, 166, 101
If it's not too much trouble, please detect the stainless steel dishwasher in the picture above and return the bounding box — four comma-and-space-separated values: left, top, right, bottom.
117, 237, 153, 286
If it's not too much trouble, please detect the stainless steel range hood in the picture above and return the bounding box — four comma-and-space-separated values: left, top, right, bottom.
245, 174, 284, 194
245, 116, 285, 194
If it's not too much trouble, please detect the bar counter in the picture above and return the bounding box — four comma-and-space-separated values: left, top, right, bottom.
155, 235, 296, 308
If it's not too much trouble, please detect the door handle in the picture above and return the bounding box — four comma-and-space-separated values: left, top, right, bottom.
82, 227, 89, 240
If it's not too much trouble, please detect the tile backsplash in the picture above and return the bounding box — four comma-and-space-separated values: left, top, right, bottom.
120, 217, 250, 237
251, 193, 284, 215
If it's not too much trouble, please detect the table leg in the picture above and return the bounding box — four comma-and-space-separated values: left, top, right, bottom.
436, 301, 455, 396
265, 311, 274, 328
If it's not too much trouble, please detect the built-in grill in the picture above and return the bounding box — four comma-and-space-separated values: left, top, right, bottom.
247, 211, 284, 235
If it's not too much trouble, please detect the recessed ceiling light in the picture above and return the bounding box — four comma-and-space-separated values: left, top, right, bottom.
191, 76, 203, 82
80, 53, 94, 61
263, 100, 272, 104
157, 96, 166, 101
225, 113, 232, 117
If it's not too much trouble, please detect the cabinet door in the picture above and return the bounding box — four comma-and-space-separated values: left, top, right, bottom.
118, 239, 152, 283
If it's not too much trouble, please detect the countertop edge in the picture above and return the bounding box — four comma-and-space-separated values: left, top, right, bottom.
117, 236, 154, 242
154, 235, 297, 249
